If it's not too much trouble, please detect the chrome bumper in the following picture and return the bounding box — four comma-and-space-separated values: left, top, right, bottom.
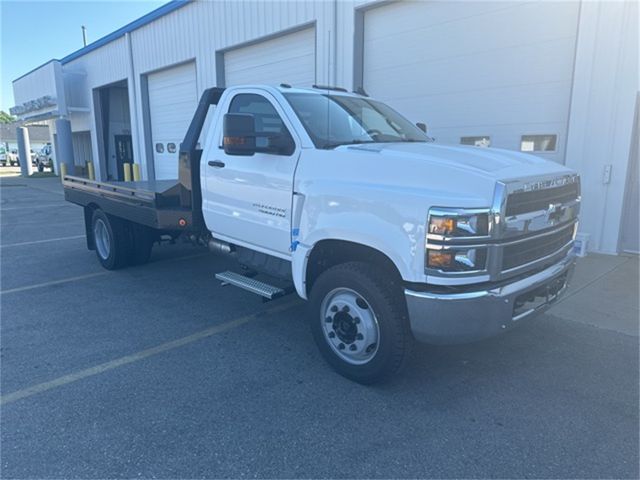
405, 253, 576, 345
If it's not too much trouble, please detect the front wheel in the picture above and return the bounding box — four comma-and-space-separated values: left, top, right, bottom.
309, 262, 413, 384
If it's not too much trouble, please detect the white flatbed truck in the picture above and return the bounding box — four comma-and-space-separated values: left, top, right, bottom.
63, 85, 580, 383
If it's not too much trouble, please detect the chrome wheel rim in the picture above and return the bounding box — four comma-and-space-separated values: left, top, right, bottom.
94, 218, 111, 260
320, 288, 380, 365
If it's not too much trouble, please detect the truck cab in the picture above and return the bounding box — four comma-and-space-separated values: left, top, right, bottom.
63, 85, 580, 383
36, 144, 53, 172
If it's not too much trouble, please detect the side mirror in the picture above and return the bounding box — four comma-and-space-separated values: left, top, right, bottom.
223, 113, 256, 156
416, 122, 427, 133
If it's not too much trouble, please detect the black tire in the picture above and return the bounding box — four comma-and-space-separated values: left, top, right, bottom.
126, 222, 155, 266
309, 262, 413, 384
91, 209, 129, 270
37, 163, 44, 172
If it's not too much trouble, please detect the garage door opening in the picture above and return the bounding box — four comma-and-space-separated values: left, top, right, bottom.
71, 131, 93, 177
95, 80, 133, 181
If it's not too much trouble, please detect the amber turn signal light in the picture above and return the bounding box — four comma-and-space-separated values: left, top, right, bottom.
427, 250, 453, 268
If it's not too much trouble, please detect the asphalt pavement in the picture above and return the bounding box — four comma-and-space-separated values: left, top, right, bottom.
1, 174, 638, 479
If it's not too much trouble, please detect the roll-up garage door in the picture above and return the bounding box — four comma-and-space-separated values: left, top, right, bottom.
224, 27, 315, 87
362, 2, 579, 163
148, 62, 197, 180
72, 131, 92, 168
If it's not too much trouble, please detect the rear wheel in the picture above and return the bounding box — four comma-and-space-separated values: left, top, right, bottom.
91, 209, 129, 270
309, 262, 413, 384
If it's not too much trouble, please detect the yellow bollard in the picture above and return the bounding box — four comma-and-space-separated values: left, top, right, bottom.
123, 163, 132, 182
87, 161, 95, 180
60, 163, 67, 179
132, 163, 141, 182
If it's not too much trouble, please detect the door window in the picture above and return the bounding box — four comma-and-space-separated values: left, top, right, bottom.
226, 94, 294, 153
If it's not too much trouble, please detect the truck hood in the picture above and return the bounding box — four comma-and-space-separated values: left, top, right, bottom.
298, 141, 575, 212
345, 142, 572, 182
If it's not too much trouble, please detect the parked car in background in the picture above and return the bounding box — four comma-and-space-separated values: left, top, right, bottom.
0, 144, 17, 166
9, 150, 19, 166
36, 144, 53, 172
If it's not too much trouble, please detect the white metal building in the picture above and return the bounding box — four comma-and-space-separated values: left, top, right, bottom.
11, 0, 639, 254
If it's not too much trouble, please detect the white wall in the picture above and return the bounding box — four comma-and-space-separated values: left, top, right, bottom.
565, 0, 639, 254
12, 61, 58, 106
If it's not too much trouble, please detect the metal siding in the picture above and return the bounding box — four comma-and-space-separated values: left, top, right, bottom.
362, 1, 580, 164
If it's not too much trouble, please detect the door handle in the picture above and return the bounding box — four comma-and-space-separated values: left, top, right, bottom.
208, 160, 225, 168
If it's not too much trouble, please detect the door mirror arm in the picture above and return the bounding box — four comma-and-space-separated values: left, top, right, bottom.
262, 133, 295, 156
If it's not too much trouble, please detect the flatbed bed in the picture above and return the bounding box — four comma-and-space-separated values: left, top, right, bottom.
61, 88, 224, 235
63, 175, 195, 231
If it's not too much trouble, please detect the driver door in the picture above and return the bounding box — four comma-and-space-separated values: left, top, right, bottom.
202, 91, 299, 257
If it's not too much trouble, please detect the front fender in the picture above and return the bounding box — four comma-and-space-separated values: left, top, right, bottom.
291, 210, 426, 299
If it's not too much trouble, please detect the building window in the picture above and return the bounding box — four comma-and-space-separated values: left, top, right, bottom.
461, 136, 491, 147
155, 143, 164, 153
167, 143, 176, 153
521, 134, 557, 152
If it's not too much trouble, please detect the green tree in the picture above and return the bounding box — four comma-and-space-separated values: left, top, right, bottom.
0, 111, 16, 124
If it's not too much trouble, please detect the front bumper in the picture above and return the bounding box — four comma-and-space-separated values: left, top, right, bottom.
405, 253, 575, 345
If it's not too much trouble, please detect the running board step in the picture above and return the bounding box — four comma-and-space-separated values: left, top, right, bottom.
215, 271, 286, 300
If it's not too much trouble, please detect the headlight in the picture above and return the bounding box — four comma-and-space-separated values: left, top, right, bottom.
427, 247, 487, 272
428, 209, 490, 238
426, 207, 491, 275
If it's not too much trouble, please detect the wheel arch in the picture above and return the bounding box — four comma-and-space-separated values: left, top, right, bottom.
297, 239, 404, 299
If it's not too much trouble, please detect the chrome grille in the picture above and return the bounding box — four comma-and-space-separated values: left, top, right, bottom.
505, 182, 580, 216
503, 223, 575, 271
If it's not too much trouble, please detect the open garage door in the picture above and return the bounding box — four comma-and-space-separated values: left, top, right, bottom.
72, 131, 93, 171
148, 62, 197, 180
224, 28, 315, 87
362, 2, 579, 163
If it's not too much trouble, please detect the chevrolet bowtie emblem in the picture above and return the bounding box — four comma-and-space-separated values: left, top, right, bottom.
546, 202, 564, 222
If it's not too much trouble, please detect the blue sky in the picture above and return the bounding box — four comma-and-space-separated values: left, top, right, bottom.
1, 0, 164, 112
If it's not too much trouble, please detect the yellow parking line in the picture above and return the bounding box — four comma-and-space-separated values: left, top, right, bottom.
0, 272, 109, 295
0, 203, 72, 211
0, 235, 85, 248
0, 300, 299, 406
0, 253, 209, 295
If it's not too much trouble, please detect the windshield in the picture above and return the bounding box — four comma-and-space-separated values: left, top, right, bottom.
283, 93, 429, 149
